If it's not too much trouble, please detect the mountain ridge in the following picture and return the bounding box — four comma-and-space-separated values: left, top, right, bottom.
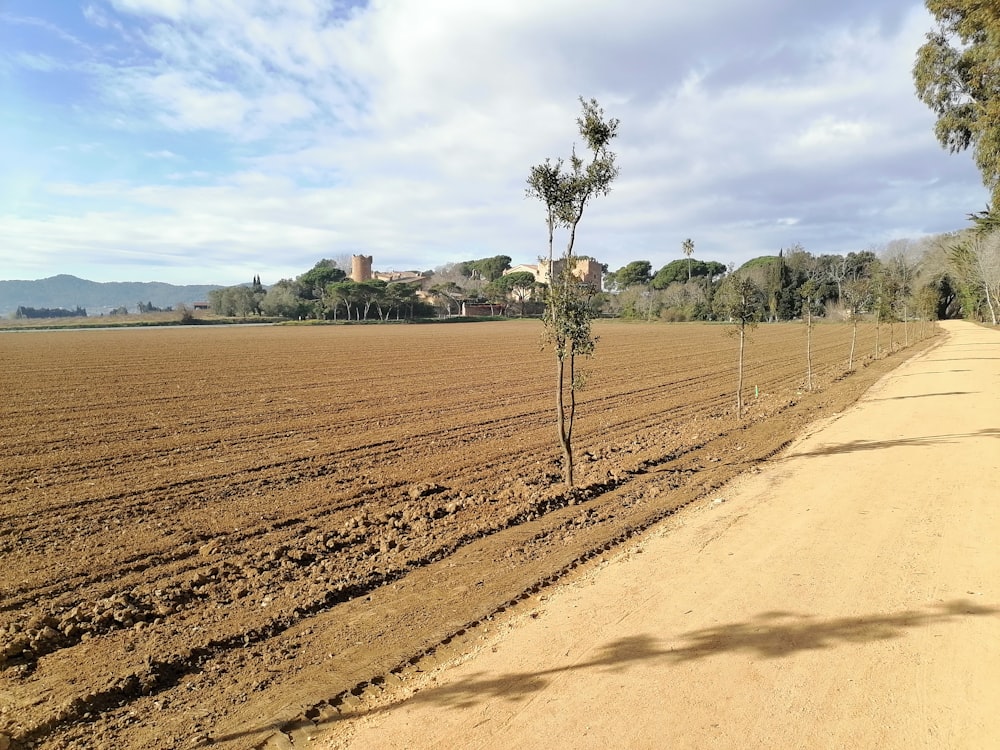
0, 274, 225, 316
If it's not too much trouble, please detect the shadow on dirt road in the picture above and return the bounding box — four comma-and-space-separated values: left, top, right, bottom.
788, 428, 1000, 458
262, 598, 996, 733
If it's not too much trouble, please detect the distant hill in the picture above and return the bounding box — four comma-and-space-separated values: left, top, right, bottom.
0, 275, 224, 316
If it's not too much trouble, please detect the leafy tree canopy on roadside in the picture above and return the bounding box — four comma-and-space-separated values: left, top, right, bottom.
914, 0, 1000, 211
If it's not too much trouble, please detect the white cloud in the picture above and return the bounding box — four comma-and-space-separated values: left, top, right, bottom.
0, 1, 991, 284
9, 52, 63, 71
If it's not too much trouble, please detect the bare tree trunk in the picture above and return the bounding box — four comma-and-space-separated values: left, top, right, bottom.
849, 318, 857, 371
555, 352, 574, 487
737, 323, 746, 420
566, 343, 577, 487
556, 357, 569, 484
805, 310, 813, 391
984, 281, 998, 325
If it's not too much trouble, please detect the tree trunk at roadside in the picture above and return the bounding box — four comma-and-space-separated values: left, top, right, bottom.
849, 318, 858, 371
737, 324, 746, 419
555, 351, 573, 487
985, 282, 998, 325
805, 310, 813, 391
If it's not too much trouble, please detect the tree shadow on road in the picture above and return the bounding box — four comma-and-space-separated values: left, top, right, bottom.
924, 357, 1000, 361
896, 369, 971, 376
662, 599, 996, 661
219, 600, 997, 747
869, 391, 976, 401
308, 599, 996, 723
787, 428, 1000, 458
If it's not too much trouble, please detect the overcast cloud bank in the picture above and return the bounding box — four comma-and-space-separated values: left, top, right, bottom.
0, 0, 988, 285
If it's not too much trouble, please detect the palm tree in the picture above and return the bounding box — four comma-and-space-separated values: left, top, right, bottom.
682, 238, 695, 281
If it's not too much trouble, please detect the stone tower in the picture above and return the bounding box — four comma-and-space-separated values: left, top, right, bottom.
351, 255, 373, 283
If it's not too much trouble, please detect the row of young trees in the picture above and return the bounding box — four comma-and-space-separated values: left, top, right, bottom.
532, 1, 1000, 490
603, 231, 1000, 329
522, 94, 1000, 489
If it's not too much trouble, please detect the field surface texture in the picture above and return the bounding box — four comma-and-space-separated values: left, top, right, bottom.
0, 319, 935, 749
324, 319, 1000, 750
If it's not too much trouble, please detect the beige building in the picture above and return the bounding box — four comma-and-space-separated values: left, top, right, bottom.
373, 270, 426, 283
504, 258, 602, 287
350, 256, 428, 285
505, 263, 541, 279
535, 257, 603, 287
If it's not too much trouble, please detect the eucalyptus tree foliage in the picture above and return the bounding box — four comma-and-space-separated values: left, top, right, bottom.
950, 232, 1000, 324
970, 207, 1000, 233
526, 97, 619, 488
914, 1, 1000, 211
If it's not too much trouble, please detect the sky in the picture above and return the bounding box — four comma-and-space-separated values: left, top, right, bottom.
0, 0, 989, 286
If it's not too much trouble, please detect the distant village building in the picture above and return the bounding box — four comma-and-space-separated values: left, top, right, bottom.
505, 263, 541, 280
373, 270, 426, 283
350, 256, 430, 285
351, 254, 600, 297
505, 258, 602, 287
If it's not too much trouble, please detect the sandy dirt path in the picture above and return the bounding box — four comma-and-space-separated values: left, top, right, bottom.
321, 320, 1000, 750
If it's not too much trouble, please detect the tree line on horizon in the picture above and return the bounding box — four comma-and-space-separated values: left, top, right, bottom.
204, 228, 1000, 330
14, 306, 88, 319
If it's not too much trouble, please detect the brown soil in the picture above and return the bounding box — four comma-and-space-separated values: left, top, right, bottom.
324, 320, 1000, 750
0, 319, 936, 749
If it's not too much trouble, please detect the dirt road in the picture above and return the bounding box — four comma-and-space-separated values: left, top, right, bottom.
323, 320, 1000, 750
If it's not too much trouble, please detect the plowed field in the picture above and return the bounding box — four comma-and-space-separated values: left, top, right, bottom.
0, 320, 935, 750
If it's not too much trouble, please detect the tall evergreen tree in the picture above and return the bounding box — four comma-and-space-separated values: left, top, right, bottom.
914, 1, 1000, 212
